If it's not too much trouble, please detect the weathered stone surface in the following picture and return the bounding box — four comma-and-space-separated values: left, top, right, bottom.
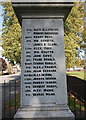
14, 105, 74, 120
12, 0, 79, 3
12, 1, 75, 120
12, 0, 75, 24
21, 19, 67, 106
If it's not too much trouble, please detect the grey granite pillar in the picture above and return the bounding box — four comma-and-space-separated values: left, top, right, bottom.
12, 0, 78, 120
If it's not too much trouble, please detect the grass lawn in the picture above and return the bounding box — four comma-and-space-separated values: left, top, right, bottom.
66, 71, 86, 80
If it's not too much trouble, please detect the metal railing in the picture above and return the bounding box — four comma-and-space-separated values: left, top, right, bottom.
67, 75, 86, 120
1, 76, 86, 120
2, 79, 20, 120
68, 89, 86, 120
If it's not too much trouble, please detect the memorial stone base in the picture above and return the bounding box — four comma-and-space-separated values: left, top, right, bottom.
12, 1, 76, 120
14, 104, 74, 120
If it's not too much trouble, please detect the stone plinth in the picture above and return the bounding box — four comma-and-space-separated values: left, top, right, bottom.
14, 105, 74, 120
12, 0, 75, 120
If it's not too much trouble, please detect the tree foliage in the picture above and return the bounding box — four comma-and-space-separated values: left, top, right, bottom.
64, 2, 84, 68
1, 2, 21, 64
82, 2, 86, 46
0, 2, 85, 67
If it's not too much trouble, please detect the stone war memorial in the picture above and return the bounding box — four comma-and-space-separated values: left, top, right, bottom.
12, 0, 79, 120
